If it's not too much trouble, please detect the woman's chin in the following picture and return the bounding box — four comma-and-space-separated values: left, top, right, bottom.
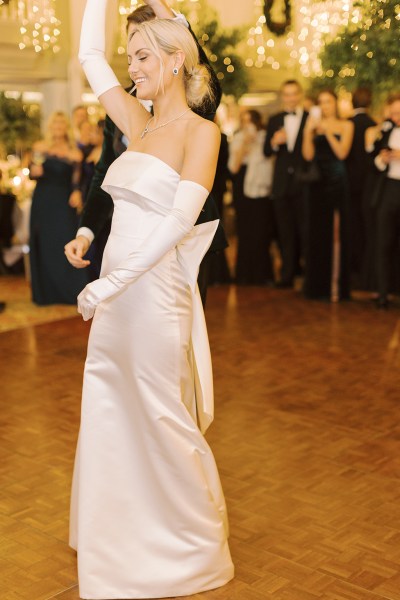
136, 88, 154, 102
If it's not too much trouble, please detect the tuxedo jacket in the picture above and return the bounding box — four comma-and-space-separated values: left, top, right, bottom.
368, 122, 395, 208
212, 132, 229, 201
80, 24, 227, 253
263, 111, 308, 199
346, 112, 376, 195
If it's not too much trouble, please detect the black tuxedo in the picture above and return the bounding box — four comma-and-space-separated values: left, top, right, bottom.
346, 111, 376, 282
79, 23, 225, 304
347, 112, 377, 194
263, 110, 308, 284
370, 123, 400, 300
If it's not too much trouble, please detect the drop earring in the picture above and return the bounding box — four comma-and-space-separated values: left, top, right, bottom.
173, 67, 179, 75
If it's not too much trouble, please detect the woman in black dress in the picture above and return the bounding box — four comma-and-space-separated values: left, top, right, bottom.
29, 112, 89, 304
229, 110, 275, 285
302, 90, 354, 301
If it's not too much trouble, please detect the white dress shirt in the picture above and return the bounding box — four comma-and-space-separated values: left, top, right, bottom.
243, 130, 273, 198
284, 108, 304, 152
374, 127, 400, 180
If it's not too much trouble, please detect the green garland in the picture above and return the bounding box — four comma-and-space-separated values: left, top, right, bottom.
264, 0, 291, 37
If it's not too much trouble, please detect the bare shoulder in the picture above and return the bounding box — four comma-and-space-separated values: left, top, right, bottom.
185, 114, 221, 154
181, 115, 221, 190
341, 119, 354, 133
186, 114, 220, 145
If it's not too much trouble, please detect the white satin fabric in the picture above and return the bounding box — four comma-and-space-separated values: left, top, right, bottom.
69, 152, 234, 599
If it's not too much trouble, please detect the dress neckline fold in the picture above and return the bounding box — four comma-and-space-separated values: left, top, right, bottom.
124, 150, 181, 178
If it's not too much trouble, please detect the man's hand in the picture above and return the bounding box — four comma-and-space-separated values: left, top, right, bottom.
142, 0, 174, 18
64, 235, 91, 269
29, 164, 44, 178
271, 128, 287, 147
379, 149, 392, 165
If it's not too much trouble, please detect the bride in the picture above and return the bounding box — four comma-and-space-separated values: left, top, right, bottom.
69, 0, 234, 598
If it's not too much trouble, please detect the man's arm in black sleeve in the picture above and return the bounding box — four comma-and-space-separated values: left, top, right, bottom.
79, 115, 116, 239
187, 24, 222, 122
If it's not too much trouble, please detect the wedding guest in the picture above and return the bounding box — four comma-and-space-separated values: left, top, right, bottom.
80, 120, 105, 202
77, 119, 95, 161
29, 112, 89, 304
302, 89, 354, 301
229, 110, 274, 285
361, 119, 387, 293
346, 87, 376, 287
71, 105, 89, 143
264, 79, 308, 288
369, 93, 400, 308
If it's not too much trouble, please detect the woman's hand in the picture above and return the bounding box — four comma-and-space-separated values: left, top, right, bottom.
69, 190, 83, 212
29, 164, 44, 178
316, 120, 329, 135
389, 148, 400, 161
304, 116, 320, 134
77, 277, 118, 321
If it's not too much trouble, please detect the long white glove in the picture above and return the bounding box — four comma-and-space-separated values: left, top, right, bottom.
77, 180, 209, 321
79, 0, 121, 98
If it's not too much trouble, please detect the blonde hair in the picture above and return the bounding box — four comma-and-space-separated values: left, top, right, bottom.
44, 111, 75, 147
131, 19, 214, 109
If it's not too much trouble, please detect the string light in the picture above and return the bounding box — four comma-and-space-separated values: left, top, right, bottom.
246, 0, 360, 77
1, 0, 61, 53
117, 0, 140, 54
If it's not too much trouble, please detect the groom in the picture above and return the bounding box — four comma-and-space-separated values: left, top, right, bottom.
64, 0, 225, 306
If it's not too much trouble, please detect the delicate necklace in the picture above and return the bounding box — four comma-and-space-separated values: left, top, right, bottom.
140, 108, 191, 139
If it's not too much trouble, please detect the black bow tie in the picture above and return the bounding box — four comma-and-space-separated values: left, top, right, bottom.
284, 111, 297, 116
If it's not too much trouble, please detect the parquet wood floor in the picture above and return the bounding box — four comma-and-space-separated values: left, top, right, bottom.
1, 285, 400, 600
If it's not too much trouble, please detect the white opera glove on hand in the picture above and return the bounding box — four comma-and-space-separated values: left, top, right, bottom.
79, 0, 121, 98
77, 180, 209, 321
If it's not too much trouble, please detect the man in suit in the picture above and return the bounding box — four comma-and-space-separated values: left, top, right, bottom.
370, 93, 400, 308
346, 87, 376, 287
64, 0, 225, 306
264, 79, 308, 288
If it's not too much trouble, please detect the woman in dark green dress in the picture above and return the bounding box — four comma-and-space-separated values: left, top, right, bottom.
302, 90, 354, 301
29, 112, 89, 305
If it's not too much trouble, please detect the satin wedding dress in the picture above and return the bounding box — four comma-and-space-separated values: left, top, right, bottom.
69, 151, 234, 599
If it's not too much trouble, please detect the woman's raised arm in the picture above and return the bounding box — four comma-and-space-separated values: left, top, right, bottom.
79, 0, 148, 139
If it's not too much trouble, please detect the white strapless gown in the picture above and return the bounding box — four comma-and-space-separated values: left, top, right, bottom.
69, 152, 234, 599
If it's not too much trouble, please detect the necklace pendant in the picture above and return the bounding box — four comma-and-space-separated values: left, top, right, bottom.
140, 128, 148, 140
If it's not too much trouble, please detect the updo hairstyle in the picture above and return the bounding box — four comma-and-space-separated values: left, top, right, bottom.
131, 19, 214, 109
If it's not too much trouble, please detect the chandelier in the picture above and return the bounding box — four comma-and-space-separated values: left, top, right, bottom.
246, 0, 362, 77
0, 0, 61, 53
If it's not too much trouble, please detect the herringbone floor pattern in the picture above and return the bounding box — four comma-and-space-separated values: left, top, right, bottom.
1, 284, 400, 600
